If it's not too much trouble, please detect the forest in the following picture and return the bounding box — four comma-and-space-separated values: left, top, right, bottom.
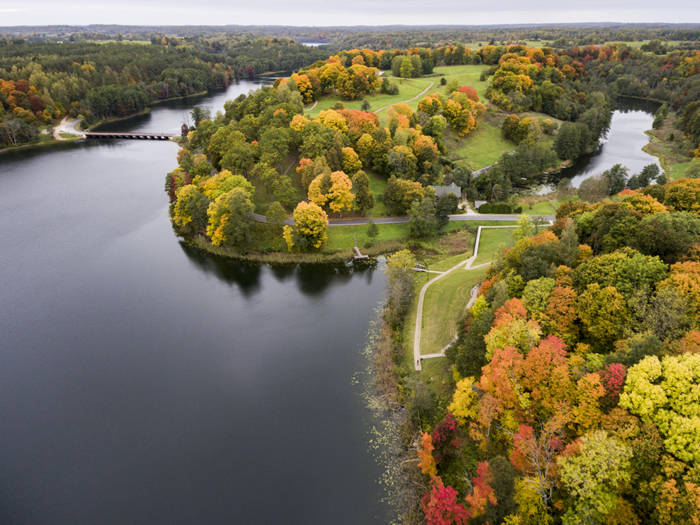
164, 39, 700, 259
0, 37, 326, 148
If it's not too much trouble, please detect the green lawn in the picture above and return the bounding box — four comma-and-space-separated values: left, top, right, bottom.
305, 76, 435, 119
668, 159, 700, 180
324, 222, 409, 252
368, 172, 388, 216
305, 65, 490, 121
420, 267, 484, 355
446, 120, 516, 170
433, 64, 490, 100
473, 227, 516, 266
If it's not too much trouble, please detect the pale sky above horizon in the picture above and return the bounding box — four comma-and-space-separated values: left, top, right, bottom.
0, 1, 698, 27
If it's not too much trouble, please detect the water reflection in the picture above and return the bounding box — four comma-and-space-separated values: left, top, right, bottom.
549, 100, 660, 190
178, 240, 378, 299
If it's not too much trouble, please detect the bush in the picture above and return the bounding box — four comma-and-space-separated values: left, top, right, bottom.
477, 202, 522, 214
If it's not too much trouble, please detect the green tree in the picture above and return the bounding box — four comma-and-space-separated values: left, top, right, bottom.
409, 195, 438, 238
514, 215, 535, 241
351, 170, 375, 213
559, 218, 579, 267
554, 122, 590, 160
190, 106, 211, 127
265, 201, 288, 228
603, 164, 628, 196
577, 284, 630, 347
557, 430, 633, 525
366, 218, 378, 241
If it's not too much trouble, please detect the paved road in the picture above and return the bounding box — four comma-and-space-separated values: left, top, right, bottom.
253, 212, 555, 227
254, 212, 555, 227
327, 213, 554, 226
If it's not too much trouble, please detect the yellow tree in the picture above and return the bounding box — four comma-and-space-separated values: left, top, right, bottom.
308, 171, 354, 214
283, 201, 328, 251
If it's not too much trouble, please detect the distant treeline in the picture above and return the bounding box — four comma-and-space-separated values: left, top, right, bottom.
2, 23, 699, 50
0, 37, 327, 148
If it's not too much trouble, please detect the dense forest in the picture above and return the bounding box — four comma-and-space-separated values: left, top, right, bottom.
388, 178, 699, 524
0, 37, 326, 148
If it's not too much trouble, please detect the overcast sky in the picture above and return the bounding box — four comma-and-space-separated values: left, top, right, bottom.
1, 0, 699, 27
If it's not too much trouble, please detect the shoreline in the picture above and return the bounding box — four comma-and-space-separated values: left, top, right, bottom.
184, 234, 405, 265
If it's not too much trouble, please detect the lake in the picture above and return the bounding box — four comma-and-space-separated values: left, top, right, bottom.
0, 81, 389, 524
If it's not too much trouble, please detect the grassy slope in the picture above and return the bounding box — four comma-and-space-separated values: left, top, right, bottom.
402, 223, 517, 366
444, 118, 514, 170
643, 113, 698, 179
368, 172, 388, 216
305, 76, 435, 119
420, 267, 485, 355
473, 227, 515, 266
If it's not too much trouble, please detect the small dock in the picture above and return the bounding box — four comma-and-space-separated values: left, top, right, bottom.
85, 131, 175, 140
352, 233, 369, 261
353, 246, 369, 260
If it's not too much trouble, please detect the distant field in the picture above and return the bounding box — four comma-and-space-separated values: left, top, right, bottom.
87, 40, 150, 45
605, 40, 689, 48
463, 40, 551, 50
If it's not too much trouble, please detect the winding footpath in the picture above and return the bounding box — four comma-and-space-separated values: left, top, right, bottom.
373, 81, 435, 114
413, 225, 517, 371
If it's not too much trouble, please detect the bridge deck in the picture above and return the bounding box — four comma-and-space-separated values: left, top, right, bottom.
85, 131, 175, 140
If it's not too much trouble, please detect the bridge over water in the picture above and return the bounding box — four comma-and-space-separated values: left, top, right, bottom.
85, 131, 175, 140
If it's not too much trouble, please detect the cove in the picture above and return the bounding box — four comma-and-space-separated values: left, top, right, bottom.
0, 81, 389, 524
557, 99, 661, 187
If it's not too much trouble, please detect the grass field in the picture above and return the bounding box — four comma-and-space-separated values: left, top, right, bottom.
429, 64, 491, 102
463, 40, 551, 50
445, 118, 516, 170
305, 64, 490, 121
473, 227, 516, 266
420, 267, 485, 355
668, 159, 700, 179
305, 76, 435, 119
368, 172, 388, 216
324, 222, 409, 252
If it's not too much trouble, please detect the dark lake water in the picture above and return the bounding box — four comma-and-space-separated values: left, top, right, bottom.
559, 100, 660, 187
0, 81, 389, 524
